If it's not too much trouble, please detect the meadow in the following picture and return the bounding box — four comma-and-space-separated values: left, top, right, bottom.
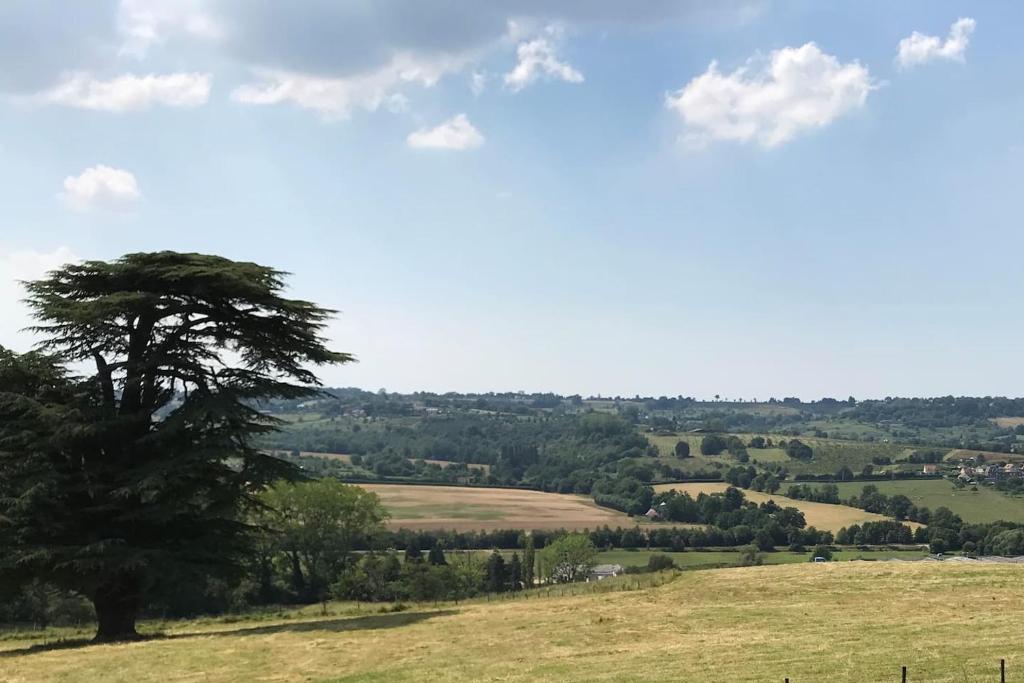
359, 483, 661, 531
2, 562, 1021, 682
833, 479, 1024, 524
652, 481, 903, 532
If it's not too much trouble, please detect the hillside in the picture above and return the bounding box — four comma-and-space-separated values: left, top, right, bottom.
2, 562, 1020, 682
652, 481, 910, 532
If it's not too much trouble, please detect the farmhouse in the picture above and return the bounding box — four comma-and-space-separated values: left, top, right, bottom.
922, 463, 939, 475
588, 564, 624, 581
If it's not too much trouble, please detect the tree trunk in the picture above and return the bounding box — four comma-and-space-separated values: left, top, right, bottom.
92, 574, 143, 642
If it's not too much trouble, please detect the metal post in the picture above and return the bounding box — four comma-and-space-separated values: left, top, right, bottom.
901, 665, 907, 683
1001, 658, 1006, 683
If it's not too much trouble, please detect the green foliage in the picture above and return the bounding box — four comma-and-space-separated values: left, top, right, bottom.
700, 435, 728, 456
736, 544, 764, 566
786, 439, 813, 461
810, 545, 833, 561
674, 440, 690, 458
0, 252, 348, 641
257, 480, 388, 602
538, 534, 598, 584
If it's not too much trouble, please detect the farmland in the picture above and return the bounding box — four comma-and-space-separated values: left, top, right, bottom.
833, 479, 1024, 524
360, 483, 659, 531
653, 481, 904, 532
3, 562, 1022, 682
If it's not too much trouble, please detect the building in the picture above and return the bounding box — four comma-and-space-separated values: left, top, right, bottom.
922, 463, 939, 475
588, 564, 624, 581
644, 507, 662, 520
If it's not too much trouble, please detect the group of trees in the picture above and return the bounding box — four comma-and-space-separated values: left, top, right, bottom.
652, 487, 831, 550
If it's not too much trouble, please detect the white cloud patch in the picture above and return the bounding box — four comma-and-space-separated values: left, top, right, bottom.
407, 114, 484, 150
117, 0, 222, 58
42, 72, 211, 112
897, 17, 976, 69
0, 246, 79, 352
504, 26, 584, 92
666, 42, 873, 149
471, 71, 487, 96
232, 53, 465, 121
61, 165, 141, 211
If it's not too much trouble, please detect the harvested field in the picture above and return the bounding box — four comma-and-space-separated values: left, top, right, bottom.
360, 483, 650, 531
652, 481, 908, 532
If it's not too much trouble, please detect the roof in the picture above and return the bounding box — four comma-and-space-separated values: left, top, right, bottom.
590, 564, 623, 575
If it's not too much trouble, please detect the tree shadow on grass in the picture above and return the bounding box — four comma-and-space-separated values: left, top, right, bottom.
0, 609, 456, 658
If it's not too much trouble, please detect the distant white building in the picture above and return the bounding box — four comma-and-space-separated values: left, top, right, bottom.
587, 564, 623, 581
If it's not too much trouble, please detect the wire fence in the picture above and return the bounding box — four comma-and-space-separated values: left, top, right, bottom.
782, 660, 1010, 682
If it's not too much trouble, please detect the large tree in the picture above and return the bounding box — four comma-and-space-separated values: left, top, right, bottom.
0, 252, 350, 641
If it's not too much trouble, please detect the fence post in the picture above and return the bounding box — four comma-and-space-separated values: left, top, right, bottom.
1001, 658, 1006, 683
901, 665, 907, 683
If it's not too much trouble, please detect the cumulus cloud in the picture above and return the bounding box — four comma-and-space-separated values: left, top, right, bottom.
666, 42, 873, 149
407, 114, 484, 150
232, 53, 465, 120
504, 27, 584, 91
897, 17, 976, 69
0, 246, 78, 352
42, 72, 211, 111
60, 165, 141, 211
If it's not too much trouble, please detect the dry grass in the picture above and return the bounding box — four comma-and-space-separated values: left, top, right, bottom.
3, 562, 1022, 682
652, 481, 909, 532
947, 448, 1024, 463
992, 417, 1024, 429
360, 483, 650, 531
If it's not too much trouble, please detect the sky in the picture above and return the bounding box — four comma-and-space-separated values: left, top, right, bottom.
0, 0, 1021, 400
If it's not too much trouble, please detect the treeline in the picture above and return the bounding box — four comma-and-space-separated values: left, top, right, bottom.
848, 396, 1024, 429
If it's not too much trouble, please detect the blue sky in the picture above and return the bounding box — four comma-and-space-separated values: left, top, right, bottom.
1, 1, 1021, 399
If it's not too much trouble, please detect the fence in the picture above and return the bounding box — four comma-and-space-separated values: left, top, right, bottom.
783, 660, 1010, 682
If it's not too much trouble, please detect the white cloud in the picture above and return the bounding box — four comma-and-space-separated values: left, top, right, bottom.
504, 27, 584, 92
0, 246, 79, 352
897, 17, 976, 69
232, 53, 465, 121
61, 165, 141, 211
117, 0, 222, 58
42, 72, 211, 112
407, 114, 484, 150
666, 42, 873, 149
471, 71, 487, 96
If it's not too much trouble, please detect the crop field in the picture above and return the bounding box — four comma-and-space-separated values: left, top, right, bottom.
833, 479, 1024, 524
360, 484, 657, 531
3, 562, 1022, 682
652, 482, 905, 532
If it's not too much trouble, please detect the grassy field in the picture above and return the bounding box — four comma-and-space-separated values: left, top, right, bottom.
992, 417, 1024, 429
643, 432, 922, 477
652, 481, 903, 532
360, 483, 667, 531
833, 479, 1024, 524
4, 562, 1023, 681
596, 547, 927, 569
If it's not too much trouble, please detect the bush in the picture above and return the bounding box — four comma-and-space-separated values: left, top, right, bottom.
786, 439, 813, 461
700, 435, 728, 456
810, 544, 833, 561
647, 554, 677, 572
